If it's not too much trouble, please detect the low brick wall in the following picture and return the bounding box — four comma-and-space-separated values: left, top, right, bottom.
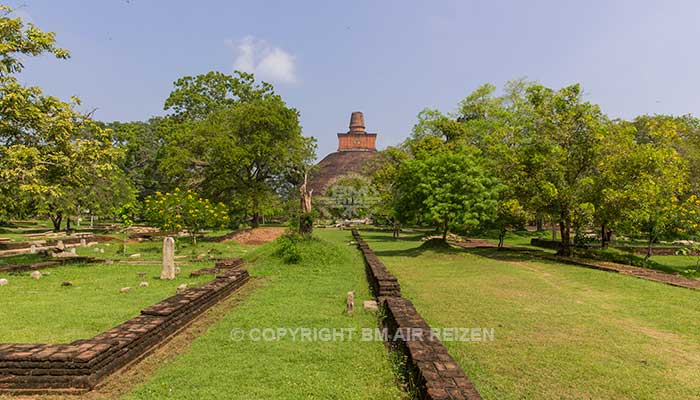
0, 267, 249, 394
351, 229, 482, 400
351, 229, 401, 298
0, 256, 104, 274
383, 297, 482, 400
189, 258, 243, 277
0, 235, 113, 251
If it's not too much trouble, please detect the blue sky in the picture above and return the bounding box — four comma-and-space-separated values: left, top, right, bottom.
11, 0, 700, 159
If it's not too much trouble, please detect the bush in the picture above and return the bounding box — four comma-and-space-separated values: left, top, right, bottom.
275, 233, 303, 264
143, 188, 229, 244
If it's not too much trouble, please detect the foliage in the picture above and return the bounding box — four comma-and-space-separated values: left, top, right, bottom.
163, 70, 273, 122
143, 188, 229, 244
0, 5, 69, 76
494, 199, 530, 248
108, 118, 168, 199
158, 72, 316, 226
0, 6, 132, 229
274, 233, 303, 264
396, 148, 500, 239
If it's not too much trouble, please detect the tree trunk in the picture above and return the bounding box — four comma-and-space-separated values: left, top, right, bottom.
50, 212, 63, 232
558, 209, 571, 257
551, 222, 557, 241
442, 219, 448, 241
601, 224, 608, 248
251, 212, 261, 228
536, 215, 543, 231
299, 172, 313, 236
498, 228, 506, 249
66, 217, 71, 232
646, 233, 654, 260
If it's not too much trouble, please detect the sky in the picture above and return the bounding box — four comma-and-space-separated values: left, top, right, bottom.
10, 0, 700, 159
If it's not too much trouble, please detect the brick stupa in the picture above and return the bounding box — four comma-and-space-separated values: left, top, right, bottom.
308, 112, 379, 195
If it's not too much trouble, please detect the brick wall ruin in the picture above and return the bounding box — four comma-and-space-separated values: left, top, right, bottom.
0, 260, 249, 394
351, 229, 482, 400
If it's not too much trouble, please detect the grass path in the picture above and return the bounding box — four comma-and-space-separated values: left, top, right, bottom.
123, 230, 401, 399
362, 230, 700, 400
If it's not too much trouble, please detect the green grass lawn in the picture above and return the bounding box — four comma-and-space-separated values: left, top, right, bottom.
124, 229, 402, 400
0, 237, 251, 343
361, 230, 700, 400
650, 254, 700, 275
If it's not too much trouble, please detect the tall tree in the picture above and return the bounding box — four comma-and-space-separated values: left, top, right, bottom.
396, 148, 500, 240
519, 84, 606, 256
0, 5, 132, 229
160, 76, 315, 226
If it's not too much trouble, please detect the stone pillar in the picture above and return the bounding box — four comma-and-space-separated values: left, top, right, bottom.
161, 237, 175, 280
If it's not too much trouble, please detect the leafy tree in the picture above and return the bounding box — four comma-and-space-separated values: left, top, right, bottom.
163, 71, 273, 122
396, 149, 500, 240
144, 188, 229, 245
108, 118, 168, 199
369, 147, 409, 237
494, 199, 530, 248
0, 5, 69, 76
518, 84, 606, 256
160, 79, 315, 226
0, 7, 132, 229
619, 118, 688, 258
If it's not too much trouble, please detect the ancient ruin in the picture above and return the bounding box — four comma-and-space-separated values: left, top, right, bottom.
308, 112, 380, 196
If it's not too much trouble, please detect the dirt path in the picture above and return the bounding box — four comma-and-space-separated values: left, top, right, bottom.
215, 227, 286, 245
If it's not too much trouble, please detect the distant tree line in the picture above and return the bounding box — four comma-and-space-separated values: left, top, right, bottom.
371, 80, 700, 257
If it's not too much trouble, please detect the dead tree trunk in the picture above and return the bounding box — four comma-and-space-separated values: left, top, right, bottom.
299, 173, 313, 236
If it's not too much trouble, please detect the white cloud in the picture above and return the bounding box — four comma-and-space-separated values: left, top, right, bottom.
230, 36, 298, 84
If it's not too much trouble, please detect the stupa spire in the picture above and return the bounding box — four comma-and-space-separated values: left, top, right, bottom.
349, 111, 366, 134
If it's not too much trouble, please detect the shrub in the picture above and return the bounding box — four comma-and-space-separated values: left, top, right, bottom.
275, 233, 303, 264
143, 188, 229, 245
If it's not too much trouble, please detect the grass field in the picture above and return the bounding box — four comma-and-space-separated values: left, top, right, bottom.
1, 260, 219, 344
124, 229, 402, 400
0, 235, 251, 344
361, 229, 700, 400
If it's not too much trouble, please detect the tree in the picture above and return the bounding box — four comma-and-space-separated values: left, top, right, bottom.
0, 6, 132, 229
518, 84, 606, 256
396, 149, 500, 240
494, 199, 529, 248
108, 118, 168, 200
163, 71, 273, 122
370, 147, 409, 237
620, 117, 688, 258
160, 80, 315, 226
0, 5, 69, 77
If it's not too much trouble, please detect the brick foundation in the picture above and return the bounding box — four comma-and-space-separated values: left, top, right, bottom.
0, 266, 249, 394
351, 229, 482, 400
189, 258, 243, 277
0, 256, 104, 274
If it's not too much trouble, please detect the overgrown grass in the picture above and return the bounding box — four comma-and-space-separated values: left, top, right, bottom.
360, 229, 700, 400
124, 229, 402, 399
